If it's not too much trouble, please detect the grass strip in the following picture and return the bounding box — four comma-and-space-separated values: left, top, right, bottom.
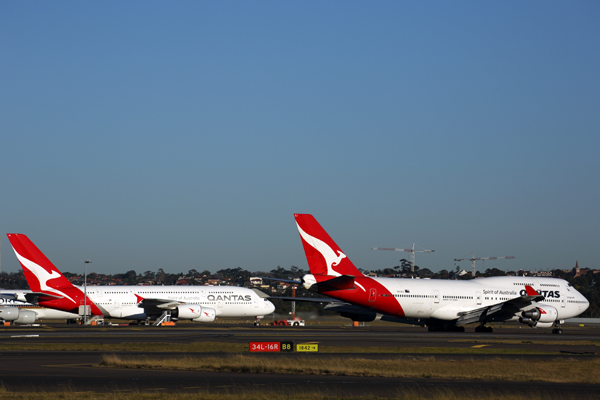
450, 339, 600, 346
0, 342, 560, 355
101, 354, 600, 384
0, 342, 246, 352
0, 389, 586, 400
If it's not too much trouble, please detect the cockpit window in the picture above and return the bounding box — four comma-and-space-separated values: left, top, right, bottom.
567, 283, 572, 287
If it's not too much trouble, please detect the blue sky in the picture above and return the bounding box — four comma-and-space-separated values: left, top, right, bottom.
1, 2, 598, 276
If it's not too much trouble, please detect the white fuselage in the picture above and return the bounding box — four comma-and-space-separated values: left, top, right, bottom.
80, 285, 275, 319
368, 276, 588, 321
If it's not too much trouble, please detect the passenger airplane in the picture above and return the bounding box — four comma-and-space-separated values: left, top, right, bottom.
292, 214, 589, 334
6, 234, 275, 324
0, 292, 79, 324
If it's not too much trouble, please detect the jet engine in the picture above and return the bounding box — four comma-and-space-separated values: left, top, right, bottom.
172, 304, 203, 320
519, 305, 558, 328
0, 307, 37, 324
0, 307, 21, 321
192, 307, 216, 322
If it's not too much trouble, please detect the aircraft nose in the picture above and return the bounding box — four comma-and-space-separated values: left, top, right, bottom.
266, 300, 275, 314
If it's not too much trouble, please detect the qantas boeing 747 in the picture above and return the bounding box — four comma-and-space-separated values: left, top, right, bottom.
6, 234, 275, 324
292, 214, 589, 333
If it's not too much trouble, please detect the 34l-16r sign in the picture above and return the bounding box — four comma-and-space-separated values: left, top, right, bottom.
249, 342, 282, 352
249, 341, 315, 352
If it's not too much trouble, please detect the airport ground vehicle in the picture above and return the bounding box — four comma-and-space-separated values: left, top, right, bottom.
272, 318, 305, 326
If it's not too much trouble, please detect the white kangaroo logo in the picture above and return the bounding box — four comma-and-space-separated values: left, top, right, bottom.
296, 222, 366, 292
13, 251, 76, 304
296, 222, 347, 276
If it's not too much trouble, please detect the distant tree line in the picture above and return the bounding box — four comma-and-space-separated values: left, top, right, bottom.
1, 262, 598, 318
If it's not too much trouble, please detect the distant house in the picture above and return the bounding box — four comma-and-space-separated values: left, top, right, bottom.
532, 270, 552, 277
249, 277, 263, 286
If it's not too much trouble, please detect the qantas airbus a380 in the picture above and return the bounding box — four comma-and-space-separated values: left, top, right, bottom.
6, 234, 275, 324
293, 214, 589, 333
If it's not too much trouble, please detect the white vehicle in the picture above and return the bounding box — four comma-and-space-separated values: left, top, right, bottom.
292, 214, 589, 334
6, 234, 275, 324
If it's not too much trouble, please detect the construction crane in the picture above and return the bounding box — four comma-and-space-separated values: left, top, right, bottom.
454, 252, 515, 276
372, 243, 434, 276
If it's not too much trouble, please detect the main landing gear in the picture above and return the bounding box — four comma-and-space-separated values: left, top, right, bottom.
475, 323, 493, 333
552, 321, 563, 335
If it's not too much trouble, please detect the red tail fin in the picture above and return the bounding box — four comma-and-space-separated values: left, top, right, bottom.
7, 234, 78, 300
294, 214, 363, 277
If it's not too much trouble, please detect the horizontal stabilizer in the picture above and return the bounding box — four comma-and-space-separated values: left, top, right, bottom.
315, 275, 356, 291
25, 292, 64, 304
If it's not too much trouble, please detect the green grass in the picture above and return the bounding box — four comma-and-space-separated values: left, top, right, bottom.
450, 339, 600, 346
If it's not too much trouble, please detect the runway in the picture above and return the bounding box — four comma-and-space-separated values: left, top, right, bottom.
0, 323, 599, 397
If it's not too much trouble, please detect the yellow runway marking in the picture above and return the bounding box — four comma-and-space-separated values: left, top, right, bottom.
471, 345, 490, 348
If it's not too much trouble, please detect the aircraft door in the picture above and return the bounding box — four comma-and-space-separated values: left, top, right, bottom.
434, 290, 440, 304
476, 292, 482, 305
254, 298, 259, 308
217, 299, 224, 309
561, 298, 566, 308
368, 288, 377, 302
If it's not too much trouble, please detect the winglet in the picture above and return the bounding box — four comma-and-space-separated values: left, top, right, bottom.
524, 285, 539, 296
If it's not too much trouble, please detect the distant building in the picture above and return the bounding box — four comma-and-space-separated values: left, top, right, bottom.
532, 271, 552, 277
249, 277, 263, 286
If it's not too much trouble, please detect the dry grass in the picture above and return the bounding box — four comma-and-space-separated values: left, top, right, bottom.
0, 387, 587, 400
100, 353, 600, 383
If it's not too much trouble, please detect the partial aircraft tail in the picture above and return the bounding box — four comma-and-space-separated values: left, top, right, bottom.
294, 214, 363, 277
6, 234, 84, 311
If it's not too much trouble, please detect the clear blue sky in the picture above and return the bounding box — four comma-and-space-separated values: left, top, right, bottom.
1, 2, 598, 276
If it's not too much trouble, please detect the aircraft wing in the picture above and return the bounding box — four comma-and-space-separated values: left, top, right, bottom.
137, 298, 183, 310
269, 296, 339, 303
456, 286, 545, 326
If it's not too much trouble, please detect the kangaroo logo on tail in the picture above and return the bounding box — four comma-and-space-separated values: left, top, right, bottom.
13, 252, 76, 303
296, 222, 346, 276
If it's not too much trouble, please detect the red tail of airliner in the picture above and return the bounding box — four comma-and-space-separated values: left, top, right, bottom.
6, 233, 100, 315
294, 214, 364, 277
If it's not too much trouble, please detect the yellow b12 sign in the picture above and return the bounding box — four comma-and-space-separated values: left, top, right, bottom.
296, 343, 319, 352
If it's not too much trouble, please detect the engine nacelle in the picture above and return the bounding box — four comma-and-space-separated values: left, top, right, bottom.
302, 274, 317, 290
192, 307, 216, 322
0, 307, 21, 321
15, 310, 37, 324
520, 305, 558, 327
172, 304, 203, 320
